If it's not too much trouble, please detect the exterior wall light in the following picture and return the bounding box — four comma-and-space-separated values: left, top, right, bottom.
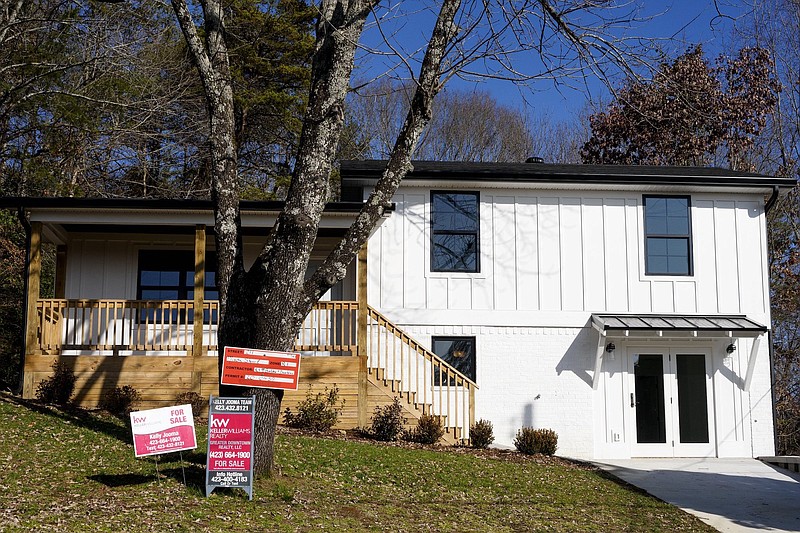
605, 342, 616, 353
726, 343, 737, 354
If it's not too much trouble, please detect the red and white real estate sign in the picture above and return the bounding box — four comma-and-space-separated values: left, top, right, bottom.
130, 404, 197, 457
206, 396, 256, 499
221, 346, 301, 391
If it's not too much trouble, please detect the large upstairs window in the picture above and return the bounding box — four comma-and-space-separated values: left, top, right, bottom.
431, 191, 480, 272
644, 196, 693, 276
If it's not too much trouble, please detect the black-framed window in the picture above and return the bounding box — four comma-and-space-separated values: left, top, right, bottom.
644, 196, 693, 276
432, 336, 476, 385
431, 191, 480, 272
137, 250, 218, 322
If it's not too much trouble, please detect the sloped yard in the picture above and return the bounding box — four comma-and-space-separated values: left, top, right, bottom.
0, 393, 712, 532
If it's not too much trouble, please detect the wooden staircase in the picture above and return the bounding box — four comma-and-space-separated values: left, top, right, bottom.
364, 306, 476, 444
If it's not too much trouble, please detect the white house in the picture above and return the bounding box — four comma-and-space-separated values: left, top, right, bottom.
345, 160, 792, 459
6, 160, 794, 459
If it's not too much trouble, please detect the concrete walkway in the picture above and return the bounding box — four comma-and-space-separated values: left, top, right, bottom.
594, 458, 800, 532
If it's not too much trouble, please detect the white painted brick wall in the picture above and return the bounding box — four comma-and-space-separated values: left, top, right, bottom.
403, 324, 596, 458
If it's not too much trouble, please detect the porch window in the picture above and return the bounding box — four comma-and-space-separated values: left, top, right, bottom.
431, 191, 480, 272
644, 196, 692, 275
432, 336, 476, 385
137, 250, 218, 322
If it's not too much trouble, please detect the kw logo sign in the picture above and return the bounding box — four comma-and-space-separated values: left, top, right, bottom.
210, 418, 230, 428
132, 415, 147, 424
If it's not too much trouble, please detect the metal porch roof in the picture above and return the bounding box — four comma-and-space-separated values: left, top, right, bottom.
591, 314, 768, 337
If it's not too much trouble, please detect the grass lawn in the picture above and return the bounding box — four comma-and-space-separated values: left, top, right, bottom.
0, 393, 713, 532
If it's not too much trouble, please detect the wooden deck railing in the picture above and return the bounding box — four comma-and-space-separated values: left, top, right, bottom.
35, 299, 358, 354
36, 299, 219, 352
295, 300, 358, 353
367, 306, 477, 441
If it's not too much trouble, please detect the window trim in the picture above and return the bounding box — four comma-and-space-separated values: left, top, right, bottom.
431, 335, 476, 385
643, 195, 694, 276
430, 190, 480, 273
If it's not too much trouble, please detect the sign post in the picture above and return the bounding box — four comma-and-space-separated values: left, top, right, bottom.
206, 395, 256, 499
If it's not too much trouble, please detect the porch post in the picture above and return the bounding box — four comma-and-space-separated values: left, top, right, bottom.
55, 245, 67, 299
191, 225, 206, 392
22, 221, 42, 398
357, 242, 368, 427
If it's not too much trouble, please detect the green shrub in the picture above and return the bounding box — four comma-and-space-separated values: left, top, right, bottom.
470, 419, 495, 449
35, 361, 76, 406
514, 427, 558, 456
100, 385, 141, 417
175, 391, 207, 416
283, 386, 344, 431
403, 413, 445, 444
369, 398, 406, 441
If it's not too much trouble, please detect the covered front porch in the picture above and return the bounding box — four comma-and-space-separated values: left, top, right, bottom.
15, 197, 475, 443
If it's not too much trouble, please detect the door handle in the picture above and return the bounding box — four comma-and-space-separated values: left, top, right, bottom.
630, 393, 635, 408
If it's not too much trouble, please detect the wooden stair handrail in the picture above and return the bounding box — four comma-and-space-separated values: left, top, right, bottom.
366, 306, 478, 389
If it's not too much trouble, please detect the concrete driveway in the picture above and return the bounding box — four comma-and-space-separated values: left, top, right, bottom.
594, 458, 800, 532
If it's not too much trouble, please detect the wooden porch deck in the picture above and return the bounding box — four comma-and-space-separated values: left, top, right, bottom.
25, 299, 476, 443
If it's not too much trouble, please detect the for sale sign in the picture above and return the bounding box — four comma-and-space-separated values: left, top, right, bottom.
130, 404, 197, 457
221, 346, 301, 391
206, 396, 256, 499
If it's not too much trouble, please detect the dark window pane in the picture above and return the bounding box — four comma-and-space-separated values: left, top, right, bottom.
141, 289, 179, 300
140, 271, 161, 285
431, 192, 479, 273
432, 193, 478, 232
648, 255, 669, 274
666, 217, 688, 234
647, 216, 668, 234
676, 354, 709, 443
634, 354, 667, 443
644, 196, 692, 275
646, 197, 666, 217
648, 238, 667, 256
158, 271, 180, 285
433, 234, 477, 271
667, 239, 688, 257
666, 198, 688, 217
432, 337, 476, 384
667, 256, 689, 275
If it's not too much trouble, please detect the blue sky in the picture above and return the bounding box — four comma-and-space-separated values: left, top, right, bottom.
357, 1, 750, 124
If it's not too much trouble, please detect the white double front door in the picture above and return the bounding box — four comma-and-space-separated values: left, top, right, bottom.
627, 347, 715, 457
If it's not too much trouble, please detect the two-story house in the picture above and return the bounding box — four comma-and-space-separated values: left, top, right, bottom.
6, 160, 793, 459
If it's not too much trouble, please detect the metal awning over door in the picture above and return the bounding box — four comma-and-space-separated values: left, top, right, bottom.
591, 314, 767, 339
590, 314, 768, 391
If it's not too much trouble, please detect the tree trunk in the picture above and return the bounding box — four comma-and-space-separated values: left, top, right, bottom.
173, 0, 462, 478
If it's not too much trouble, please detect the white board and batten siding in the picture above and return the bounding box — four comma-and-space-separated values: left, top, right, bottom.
369, 189, 769, 321
368, 187, 773, 457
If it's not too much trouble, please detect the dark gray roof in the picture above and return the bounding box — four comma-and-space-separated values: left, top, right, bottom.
341, 160, 796, 189
592, 314, 767, 333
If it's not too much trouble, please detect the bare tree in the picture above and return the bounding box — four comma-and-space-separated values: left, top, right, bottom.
738, 0, 800, 455
170, 0, 656, 476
